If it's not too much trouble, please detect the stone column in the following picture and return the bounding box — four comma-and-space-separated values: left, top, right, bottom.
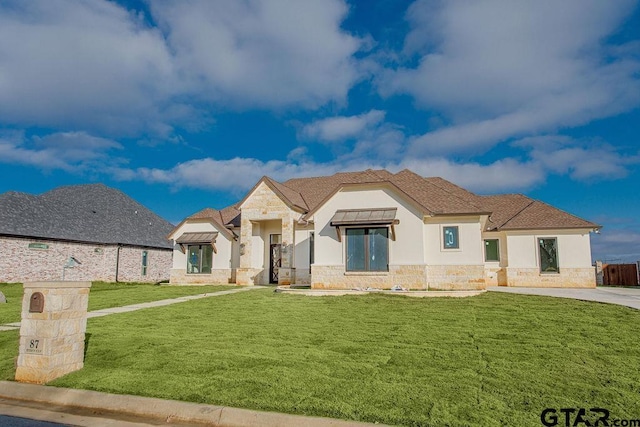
278, 217, 295, 285
15, 281, 91, 384
236, 217, 256, 285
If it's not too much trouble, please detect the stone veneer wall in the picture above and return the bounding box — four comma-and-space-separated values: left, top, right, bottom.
237, 182, 299, 286
424, 265, 486, 290
312, 264, 486, 290
0, 236, 171, 283
311, 265, 429, 290
506, 267, 596, 288
294, 268, 311, 285
169, 268, 233, 285
236, 268, 263, 286
15, 281, 90, 384
484, 266, 508, 287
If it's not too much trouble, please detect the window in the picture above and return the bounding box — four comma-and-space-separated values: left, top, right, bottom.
346, 227, 388, 272
539, 238, 559, 273
309, 232, 314, 273
443, 226, 459, 249
141, 251, 148, 276
484, 239, 499, 262
187, 244, 213, 274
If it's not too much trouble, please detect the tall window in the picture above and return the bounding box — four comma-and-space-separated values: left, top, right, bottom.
539, 238, 559, 273
141, 250, 148, 276
187, 244, 213, 274
484, 239, 499, 262
443, 226, 459, 249
346, 228, 388, 272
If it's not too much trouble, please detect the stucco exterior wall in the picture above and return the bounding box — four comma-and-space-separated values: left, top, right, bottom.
481, 232, 507, 286
168, 219, 236, 285
503, 230, 595, 287
0, 236, 170, 283
423, 216, 484, 265
312, 186, 425, 267
293, 226, 313, 284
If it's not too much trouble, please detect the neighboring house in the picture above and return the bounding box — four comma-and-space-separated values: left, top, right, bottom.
0, 184, 174, 283
169, 169, 599, 289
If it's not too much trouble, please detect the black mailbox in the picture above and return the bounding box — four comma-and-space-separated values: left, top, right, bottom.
29, 292, 44, 313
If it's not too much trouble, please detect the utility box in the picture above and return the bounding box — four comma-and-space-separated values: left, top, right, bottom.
15, 281, 92, 384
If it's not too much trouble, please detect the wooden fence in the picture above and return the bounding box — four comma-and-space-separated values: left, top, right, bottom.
602, 263, 639, 286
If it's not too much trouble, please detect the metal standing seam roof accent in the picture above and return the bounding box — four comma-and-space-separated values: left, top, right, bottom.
175, 232, 218, 244
330, 208, 398, 226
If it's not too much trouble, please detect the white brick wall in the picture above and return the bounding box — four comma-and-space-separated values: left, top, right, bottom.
0, 236, 171, 283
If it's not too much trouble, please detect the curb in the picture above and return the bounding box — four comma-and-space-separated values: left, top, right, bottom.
0, 381, 386, 427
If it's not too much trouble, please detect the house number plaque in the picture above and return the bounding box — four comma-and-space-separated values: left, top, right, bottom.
25, 339, 44, 355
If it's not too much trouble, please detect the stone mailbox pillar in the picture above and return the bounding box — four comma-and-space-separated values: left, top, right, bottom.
15, 281, 92, 384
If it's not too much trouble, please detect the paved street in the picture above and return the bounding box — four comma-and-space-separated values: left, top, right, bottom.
0, 414, 68, 427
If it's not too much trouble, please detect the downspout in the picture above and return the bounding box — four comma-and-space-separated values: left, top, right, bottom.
115, 245, 121, 282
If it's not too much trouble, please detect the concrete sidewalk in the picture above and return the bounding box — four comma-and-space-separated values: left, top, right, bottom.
487, 286, 640, 310
0, 381, 384, 427
0, 286, 262, 332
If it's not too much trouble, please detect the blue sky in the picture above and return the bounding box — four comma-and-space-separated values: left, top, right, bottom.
0, 0, 639, 262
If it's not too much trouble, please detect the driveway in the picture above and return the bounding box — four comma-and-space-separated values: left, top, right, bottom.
487, 286, 640, 310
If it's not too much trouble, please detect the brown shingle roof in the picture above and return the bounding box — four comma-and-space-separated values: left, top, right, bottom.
424, 176, 483, 206
219, 205, 241, 227
481, 194, 599, 231
188, 207, 219, 220
264, 177, 308, 211
283, 169, 391, 213
389, 169, 486, 215
481, 194, 534, 230
180, 169, 598, 233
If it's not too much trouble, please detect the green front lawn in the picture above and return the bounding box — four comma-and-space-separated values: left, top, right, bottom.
0, 283, 23, 324
3, 290, 634, 426
0, 282, 236, 325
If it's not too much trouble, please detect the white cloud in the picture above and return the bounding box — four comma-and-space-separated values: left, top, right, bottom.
398, 157, 546, 193
110, 157, 347, 193
0, 0, 364, 137
301, 110, 386, 142
110, 153, 547, 194
0, 0, 177, 136
149, 0, 364, 109
379, 0, 640, 155
514, 135, 640, 180
0, 131, 122, 171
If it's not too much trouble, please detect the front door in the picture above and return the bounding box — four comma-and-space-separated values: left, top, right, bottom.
269, 234, 282, 284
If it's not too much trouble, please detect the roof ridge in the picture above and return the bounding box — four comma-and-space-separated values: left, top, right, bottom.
391, 169, 485, 214
422, 176, 484, 210
498, 197, 536, 229
263, 176, 308, 211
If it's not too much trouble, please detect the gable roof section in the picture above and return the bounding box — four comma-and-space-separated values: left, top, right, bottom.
237, 176, 308, 212
481, 194, 599, 231
168, 205, 238, 240
175, 169, 598, 234
265, 177, 308, 211
0, 184, 174, 248
283, 169, 392, 213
